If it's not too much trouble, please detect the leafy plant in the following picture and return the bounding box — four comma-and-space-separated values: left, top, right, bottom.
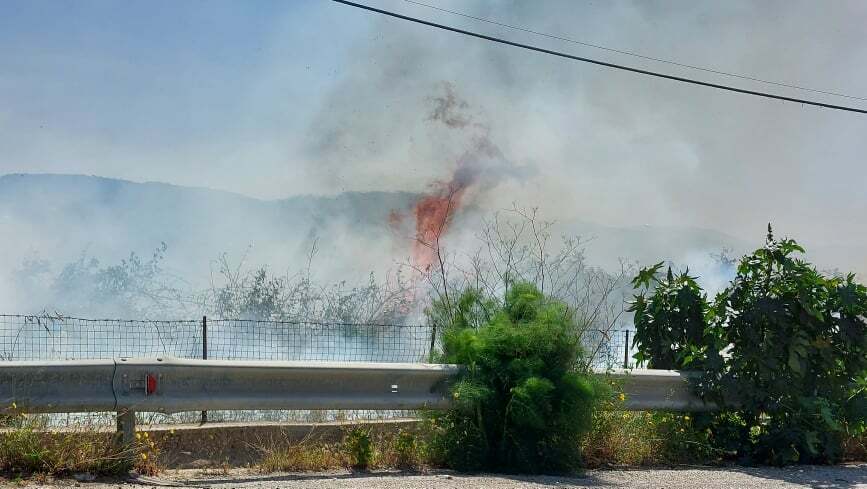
631, 226, 867, 465
48, 243, 185, 317
208, 252, 414, 324
427, 282, 605, 473
629, 264, 710, 370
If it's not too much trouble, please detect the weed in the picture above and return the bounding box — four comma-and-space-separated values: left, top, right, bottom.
133, 431, 161, 476
842, 431, 866, 462
255, 427, 434, 473
392, 430, 420, 469
583, 410, 717, 467
632, 229, 867, 465
343, 428, 373, 471
258, 443, 343, 473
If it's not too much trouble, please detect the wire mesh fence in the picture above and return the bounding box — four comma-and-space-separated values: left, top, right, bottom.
206, 319, 433, 362
0, 314, 635, 367
1, 313, 636, 427
0, 315, 203, 361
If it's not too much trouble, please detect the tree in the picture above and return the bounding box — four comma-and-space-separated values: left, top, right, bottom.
631, 226, 867, 464
703, 227, 867, 464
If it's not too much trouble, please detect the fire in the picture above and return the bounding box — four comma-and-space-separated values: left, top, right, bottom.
390, 84, 510, 276
411, 182, 466, 272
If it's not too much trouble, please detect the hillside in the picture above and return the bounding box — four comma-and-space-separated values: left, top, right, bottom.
1, 174, 863, 289
0, 173, 418, 282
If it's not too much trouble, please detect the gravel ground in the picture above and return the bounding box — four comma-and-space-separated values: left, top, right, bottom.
4, 465, 866, 489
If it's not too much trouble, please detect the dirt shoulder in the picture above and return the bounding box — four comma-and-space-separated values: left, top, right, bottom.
3, 465, 866, 489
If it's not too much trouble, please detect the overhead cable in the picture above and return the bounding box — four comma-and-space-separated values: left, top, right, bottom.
332, 0, 867, 115
403, 0, 867, 102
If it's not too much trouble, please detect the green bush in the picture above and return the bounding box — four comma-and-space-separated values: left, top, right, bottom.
427, 282, 605, 473
631, 227, 867, 464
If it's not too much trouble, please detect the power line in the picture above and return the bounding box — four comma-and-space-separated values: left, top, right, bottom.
403, 0, 867, 102
332, 0, 867, 115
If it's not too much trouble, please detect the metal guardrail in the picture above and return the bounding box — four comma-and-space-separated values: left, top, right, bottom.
1, 358, 459, 413
610, 368, 715, 411
0, 359, 117, 413
1, 358, 714, 443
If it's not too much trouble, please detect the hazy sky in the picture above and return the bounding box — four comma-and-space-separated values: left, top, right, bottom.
2, 0, 866, 246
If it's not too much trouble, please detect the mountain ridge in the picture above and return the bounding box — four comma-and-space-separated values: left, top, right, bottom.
1, 173, 863, 281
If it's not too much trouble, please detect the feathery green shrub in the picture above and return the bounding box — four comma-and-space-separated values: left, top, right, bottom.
427, 283, 605, 473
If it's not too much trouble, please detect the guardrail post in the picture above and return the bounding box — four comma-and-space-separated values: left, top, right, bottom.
116, 409, 136, 446
201, 315, 208, 424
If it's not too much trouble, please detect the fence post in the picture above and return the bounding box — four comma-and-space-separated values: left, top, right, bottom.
201, 315, 208, 424
623, 330, 630, 369
429, 323, 437, 361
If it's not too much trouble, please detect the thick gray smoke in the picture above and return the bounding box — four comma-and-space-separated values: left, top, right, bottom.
1, 1, 866, 317
304, 0, 867, 276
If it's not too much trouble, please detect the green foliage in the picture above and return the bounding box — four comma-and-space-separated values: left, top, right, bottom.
705, 228, 867, 464
343, 428, 373, 471
629, 264, 710, 369
427, 282, 605, 473
631, 226, 867, 465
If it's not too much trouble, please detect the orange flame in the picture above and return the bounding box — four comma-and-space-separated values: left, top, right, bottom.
411, 182, 466, 272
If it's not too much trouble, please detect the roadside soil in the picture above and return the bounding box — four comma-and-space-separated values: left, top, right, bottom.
3, 464, 866, 489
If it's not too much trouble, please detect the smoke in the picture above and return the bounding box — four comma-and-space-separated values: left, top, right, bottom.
301, 0, 867, 272
0, 174, 420, 317
676, 249, 738, 298
1, 1, 866, 319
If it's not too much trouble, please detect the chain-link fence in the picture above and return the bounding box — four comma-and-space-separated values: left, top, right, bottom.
0, 314, 635, 367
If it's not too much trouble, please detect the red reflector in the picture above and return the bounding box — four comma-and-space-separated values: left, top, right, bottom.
146, 374, 157, 395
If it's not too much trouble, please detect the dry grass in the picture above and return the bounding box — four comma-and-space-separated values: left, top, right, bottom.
255, 411, 781, 473
585, 411, 866, 467
258, 443, 344, 473
582, 408, 719, 468
254, 410, 722, 473
3, 413, 859, 477
255, 428, 426, 473
842, 432, 866, 462
0, 414, 161, 477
